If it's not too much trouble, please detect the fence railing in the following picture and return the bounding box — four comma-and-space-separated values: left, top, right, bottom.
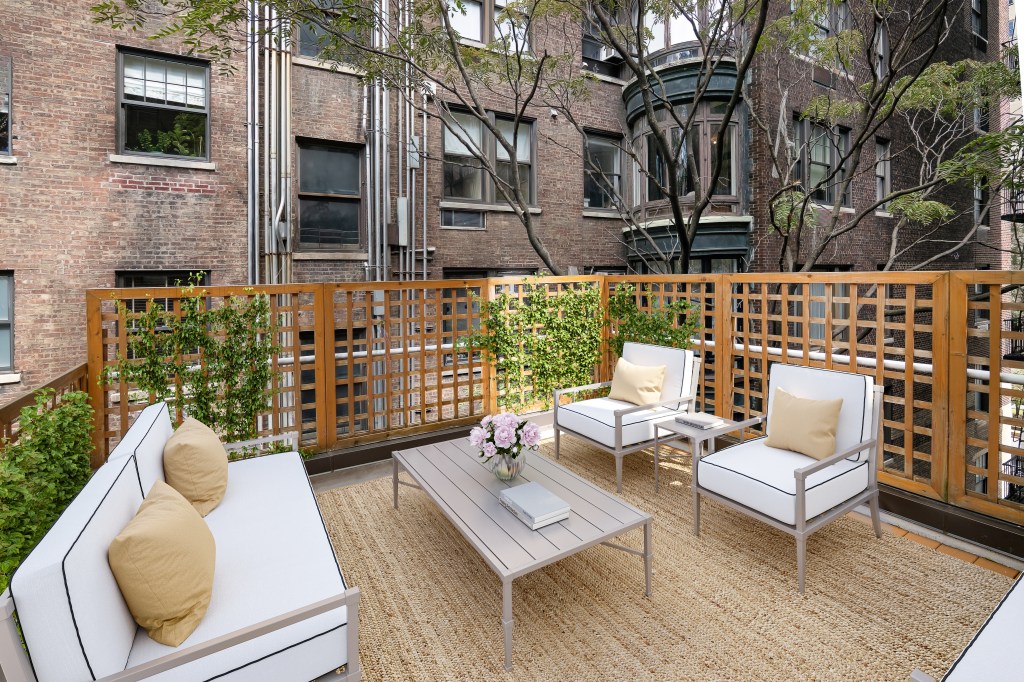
85, 271, 1024, 527
0, 363, 90, 443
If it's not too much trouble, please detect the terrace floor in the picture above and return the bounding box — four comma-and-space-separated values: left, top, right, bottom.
311, 436, 1019, 681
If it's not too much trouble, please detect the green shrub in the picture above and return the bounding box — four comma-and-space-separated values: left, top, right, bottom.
0, 390, 93, 591
607, 283, 702, 357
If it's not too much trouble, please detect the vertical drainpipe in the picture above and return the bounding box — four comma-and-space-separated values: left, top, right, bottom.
246, 2, 255, 285
422, 97, 428, 280
265, 5, 277, 284
362, 82, 372, 280
282, 47, 293, 284
251, 1, 261, 285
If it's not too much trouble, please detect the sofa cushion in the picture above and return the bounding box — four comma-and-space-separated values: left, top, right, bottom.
125, 452, 349, 680
697, 438, 869, 526
10, 456, 143, 682
107, 401, 173, 495
608, 357, 666, 406
765, 388, 843, 460
944, 574, 1024, 681
621, 342, 695, 408
109, 480, 216, 647
162, 418, 228, 516
766, 365, 873, 461
559, 396, 676, 449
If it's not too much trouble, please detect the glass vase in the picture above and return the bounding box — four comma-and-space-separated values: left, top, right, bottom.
492, 451, 525, 481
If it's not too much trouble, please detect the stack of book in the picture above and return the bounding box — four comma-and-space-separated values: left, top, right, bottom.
674, 412, 726, 430
499, 482, 571, 530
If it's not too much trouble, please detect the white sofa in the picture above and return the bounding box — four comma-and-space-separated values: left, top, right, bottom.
0, 402, 360, 682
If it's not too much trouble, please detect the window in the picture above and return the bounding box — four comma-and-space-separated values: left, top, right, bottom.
442, 209, 485, 229
447, 0, 528, 47
973, 105, 989, 131
117, 270, 209, 315
0, 56, 10, 155
876, 139, 891, 210
0, 273, 11, 372
974, 181, 989, 226
443, 111, 534, 204
449, 0, 484, 41
647, 128, 699, 200
808, 281, 850, 341
972, 0, 987, 49
297, 1, 362, 62
584, 133, 622, 209
794, 117, 851, 207
494, 0, 529, 51
298, 141, 362, 249
872, 21, 889, 80
118, 51, 209, 160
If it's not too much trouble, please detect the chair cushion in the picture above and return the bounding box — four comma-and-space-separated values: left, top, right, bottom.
108, 480, 216, 647
107, 401, 173, 494
621, 342, 695, 407
944, 574, 1024, 681
765, 388, 843, 460
608, 357, 666, 406
10, 456, 143, 682
558, 396, 675, 449
697, 438, 869, 526
767, 364, 874, 461
125, 452, 349, 681
163, 418, 229, 516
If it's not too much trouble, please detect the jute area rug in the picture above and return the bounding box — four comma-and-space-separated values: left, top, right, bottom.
316, 438, 1013, 681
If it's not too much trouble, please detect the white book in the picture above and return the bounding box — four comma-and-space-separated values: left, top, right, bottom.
675, 412, 726, 430
499, 482, 570, 530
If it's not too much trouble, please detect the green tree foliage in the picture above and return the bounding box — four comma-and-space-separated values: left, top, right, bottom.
0, 390, 94, 591
607, 283, 701, 357
102, 281, 279, 443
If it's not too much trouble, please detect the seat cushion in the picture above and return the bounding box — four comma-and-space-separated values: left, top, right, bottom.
558, 396, 675, 449
697, 438, 869, 526
107, 401, 173, 495
622, 343, 695, 408
125, 452, 349, 681
10, 456, 143, 682
767, 364, 874, 461
944, 574, 1024, 681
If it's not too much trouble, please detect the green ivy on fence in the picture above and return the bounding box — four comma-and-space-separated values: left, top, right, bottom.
101, 282, 279, 443
607, 283, 702, 357
0, 390, 93, 591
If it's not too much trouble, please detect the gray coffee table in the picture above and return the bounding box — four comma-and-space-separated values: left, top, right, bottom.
392, 437, 653, 671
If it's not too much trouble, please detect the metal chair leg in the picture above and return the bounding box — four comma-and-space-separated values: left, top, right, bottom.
869, 494, 883, 539
796, 535, 807, 595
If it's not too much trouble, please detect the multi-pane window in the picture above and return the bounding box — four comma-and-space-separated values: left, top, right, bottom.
118, 270, 209, 314
447, 0, 528, 47
642, 103, 735, 203
442, 111, 534, 204
794, 118, 851, 207
493, 0, 529, 51
298, 141, 362, 248
297, 1, 361, 62
876, 139, 890, 210
0, 273, 12, 372
973, 105, 990, 131
647, 128, 699, 200
808, 281, 850, 341
448, 0, 484, 41
974, 181, 989, 226
972, 0, 987, 48
873, 22, 889, 80
584, 133, 622, 209
119, 51, 209, 160
0, 56, 10, 155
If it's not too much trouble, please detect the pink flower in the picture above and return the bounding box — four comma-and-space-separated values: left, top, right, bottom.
482, 442, 497, 458
481, 414, 493, 427
522, 422, 541, 448
495, 412, 519, 429
494, 425, 516, 449
469, 427, 486, 447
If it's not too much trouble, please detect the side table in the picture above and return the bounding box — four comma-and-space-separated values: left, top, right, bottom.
654, 415, 740, 492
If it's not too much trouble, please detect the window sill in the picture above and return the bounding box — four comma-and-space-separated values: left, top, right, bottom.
583, 209, 623, 219
811, 203, 855, 214
0, 156, 17, 165
441, 225, 486, 231
458, 38, 487, 49
292, 55, 364, 75
876, 210, 893, 218
792, 53, 855, 82
440, 200, 541, 214
582, 71, 626, 86
108, 154, 217, 171
292, 251, 368, 261
0, 373, 22, 385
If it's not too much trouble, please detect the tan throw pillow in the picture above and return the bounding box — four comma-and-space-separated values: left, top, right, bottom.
765, 388, 844, 460
163, 417, 228, 516
108, 480, 216, 647
608, 357, 667, 406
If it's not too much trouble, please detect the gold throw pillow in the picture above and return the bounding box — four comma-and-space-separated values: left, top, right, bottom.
108, 480, 216, 647
163, 417, 228, 516
608, 357, 667, 406
765, 388, 844, 460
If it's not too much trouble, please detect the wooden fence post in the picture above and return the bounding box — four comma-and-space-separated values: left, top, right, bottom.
713, 274, 731, 419
85, 290, 106, 467
930, 272, 951, 501
313, 283, 335, 453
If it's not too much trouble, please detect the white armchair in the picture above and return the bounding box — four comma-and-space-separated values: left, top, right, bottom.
553, 342, 701, 493
693, 363, 884, 593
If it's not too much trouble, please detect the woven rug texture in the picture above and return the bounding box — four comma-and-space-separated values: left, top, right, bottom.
316, 438, 1013, 681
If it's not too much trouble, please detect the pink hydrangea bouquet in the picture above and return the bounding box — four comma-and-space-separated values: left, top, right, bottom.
469, 412, 541, 479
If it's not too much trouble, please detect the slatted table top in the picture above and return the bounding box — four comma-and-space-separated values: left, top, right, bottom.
392, 437, 652, 581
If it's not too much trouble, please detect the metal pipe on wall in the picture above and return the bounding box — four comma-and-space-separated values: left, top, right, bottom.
362, 82, 372, 280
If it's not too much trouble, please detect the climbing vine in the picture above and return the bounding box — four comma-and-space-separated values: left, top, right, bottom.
607, 283, 702, 357
102, 280, 279, 443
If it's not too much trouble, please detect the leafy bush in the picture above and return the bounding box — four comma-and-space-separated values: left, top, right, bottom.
0, 390, 93, 591
102, 281, 279, 443
607, 283, 702, 357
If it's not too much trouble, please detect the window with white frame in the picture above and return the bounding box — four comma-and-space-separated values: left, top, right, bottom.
448, 0, 484, 41
0, 56, 10, 156
297, 140, 362, 248
584, 132, 622, 209
443, 112, 485, 201
0, 273, 12, 372
495, 117, 532, 201
493, 0, 529, 51
119, 50, 209, 160
447, 0, 528, 48
876, 139, 890, 210
442, 110, 535, 204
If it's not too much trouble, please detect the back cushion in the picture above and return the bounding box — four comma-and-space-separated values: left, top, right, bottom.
622, 342, 695, 405
10, 456, 143, 682
107, 401, 173, 494
766, 364, 874, 460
